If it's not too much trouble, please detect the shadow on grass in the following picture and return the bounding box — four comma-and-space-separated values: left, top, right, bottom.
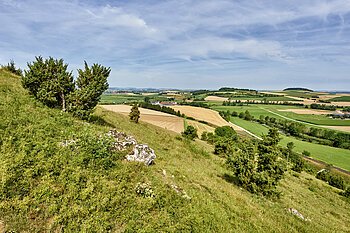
89, 114, 115, 128
220, 173, 240, 186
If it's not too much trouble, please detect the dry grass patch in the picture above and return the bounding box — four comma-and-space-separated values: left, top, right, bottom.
323, 126, 350, 133
204, 96, 229, 101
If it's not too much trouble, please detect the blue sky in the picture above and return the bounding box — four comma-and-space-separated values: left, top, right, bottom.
0, 0, 350, 90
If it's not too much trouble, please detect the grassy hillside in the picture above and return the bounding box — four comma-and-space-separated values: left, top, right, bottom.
0, 69, 350, 232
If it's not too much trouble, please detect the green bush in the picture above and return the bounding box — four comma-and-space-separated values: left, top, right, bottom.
226, 129, 287, 196
182, 125, 198, 140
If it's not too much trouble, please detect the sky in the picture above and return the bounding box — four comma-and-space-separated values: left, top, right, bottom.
0, 0, 350, 90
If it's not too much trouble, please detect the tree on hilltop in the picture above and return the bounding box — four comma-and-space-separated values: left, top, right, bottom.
22, 56, 110, 119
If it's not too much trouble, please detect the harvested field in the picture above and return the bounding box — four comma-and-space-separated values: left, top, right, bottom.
171, 105, 250, 136
187, 120, 215, 135
204, 96, 229, 102
100, 105, 213, 134
172, 106, 229, 127
323, 126, 350, 133
331, 101, 350, 106
278, 109, 334, 115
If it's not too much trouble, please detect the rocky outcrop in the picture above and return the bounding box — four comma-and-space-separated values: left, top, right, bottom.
126, 144, 156, 166
106, 129, 137, 151
106, 129, 156, 165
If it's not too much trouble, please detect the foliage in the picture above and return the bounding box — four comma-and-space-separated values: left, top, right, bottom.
22, 57, 109, 119
22, 56, 74, 110
214, 126, 237, 140
226, 129, 287, 196
310, 103, 336, 111
68, 62, 110, 119
1, 59, 22, 76
139, 102, 183, 117
182, 125, 198, 140
129, 104, 140, 123
316, 170, 346, 190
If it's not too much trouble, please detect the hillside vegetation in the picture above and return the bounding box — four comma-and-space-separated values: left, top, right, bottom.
0, 69, 350, 232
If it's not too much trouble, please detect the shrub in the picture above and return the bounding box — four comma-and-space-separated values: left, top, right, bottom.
214, 137, 235, 155
328, 175, 345, 190
182, 125, 198, 140
2, 60, 22, 76
226, 129, 287, 196
129, 104, 140, 123
215, 126, 237, 140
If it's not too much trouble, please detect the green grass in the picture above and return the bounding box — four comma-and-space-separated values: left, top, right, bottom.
212, 105, 350, 126
227, 116, 350, 171
328, 96, 350, 102
1, 69, 350, 232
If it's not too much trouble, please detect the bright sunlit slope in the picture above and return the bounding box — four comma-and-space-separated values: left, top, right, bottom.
0, 69, 349, 232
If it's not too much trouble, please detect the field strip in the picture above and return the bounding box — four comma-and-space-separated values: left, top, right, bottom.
171, 105, 262, 140
258, 106, 320, 127
100, 105, 215, 135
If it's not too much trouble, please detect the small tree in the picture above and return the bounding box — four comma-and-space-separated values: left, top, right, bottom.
22, 57, 110, 119
68, 62, 110, 118
129, 104, 140, 123
23, 56, 74, 110
182, 125, 198, 140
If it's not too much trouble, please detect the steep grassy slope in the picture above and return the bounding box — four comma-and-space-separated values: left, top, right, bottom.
0, 69, 350, 232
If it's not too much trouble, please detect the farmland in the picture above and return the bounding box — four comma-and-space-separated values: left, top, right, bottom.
228, 116, 350, 171
212, 104, 350, 127
100, 105, 214, 135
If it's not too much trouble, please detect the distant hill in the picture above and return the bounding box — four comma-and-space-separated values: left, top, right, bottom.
283, 87, 313, 92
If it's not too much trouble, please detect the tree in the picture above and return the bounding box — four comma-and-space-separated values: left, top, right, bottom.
286, 142, 295, 162
68, 62, 110, 118
129, 104, 140, 123
227, 128, 287, 196
23, 56, 74, 110
22, 57, 110, 119
215, 126, 237, 140
182, 125, 198, 140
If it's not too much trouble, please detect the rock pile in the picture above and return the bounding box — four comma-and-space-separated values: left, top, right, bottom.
126, 144, 156, 166
106, 129, 156, 165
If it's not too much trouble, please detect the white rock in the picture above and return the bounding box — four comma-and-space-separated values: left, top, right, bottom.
126, 144, 156, 166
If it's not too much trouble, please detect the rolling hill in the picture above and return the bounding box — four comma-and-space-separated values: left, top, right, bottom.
0, 69, 349, 232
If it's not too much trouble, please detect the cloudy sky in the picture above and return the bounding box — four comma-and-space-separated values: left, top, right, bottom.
1, 0, 350, 90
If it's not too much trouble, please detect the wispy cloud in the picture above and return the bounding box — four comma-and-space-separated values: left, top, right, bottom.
0, 0, 349, 90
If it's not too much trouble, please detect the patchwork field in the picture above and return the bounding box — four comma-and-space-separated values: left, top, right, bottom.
100, 105, 214, 135
212, 105, 350, 126
229, 116, 350, 171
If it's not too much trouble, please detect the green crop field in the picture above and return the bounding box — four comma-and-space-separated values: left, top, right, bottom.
212, 105, 350, 126
328, 96, 350, 102
228, 116, 350, 171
